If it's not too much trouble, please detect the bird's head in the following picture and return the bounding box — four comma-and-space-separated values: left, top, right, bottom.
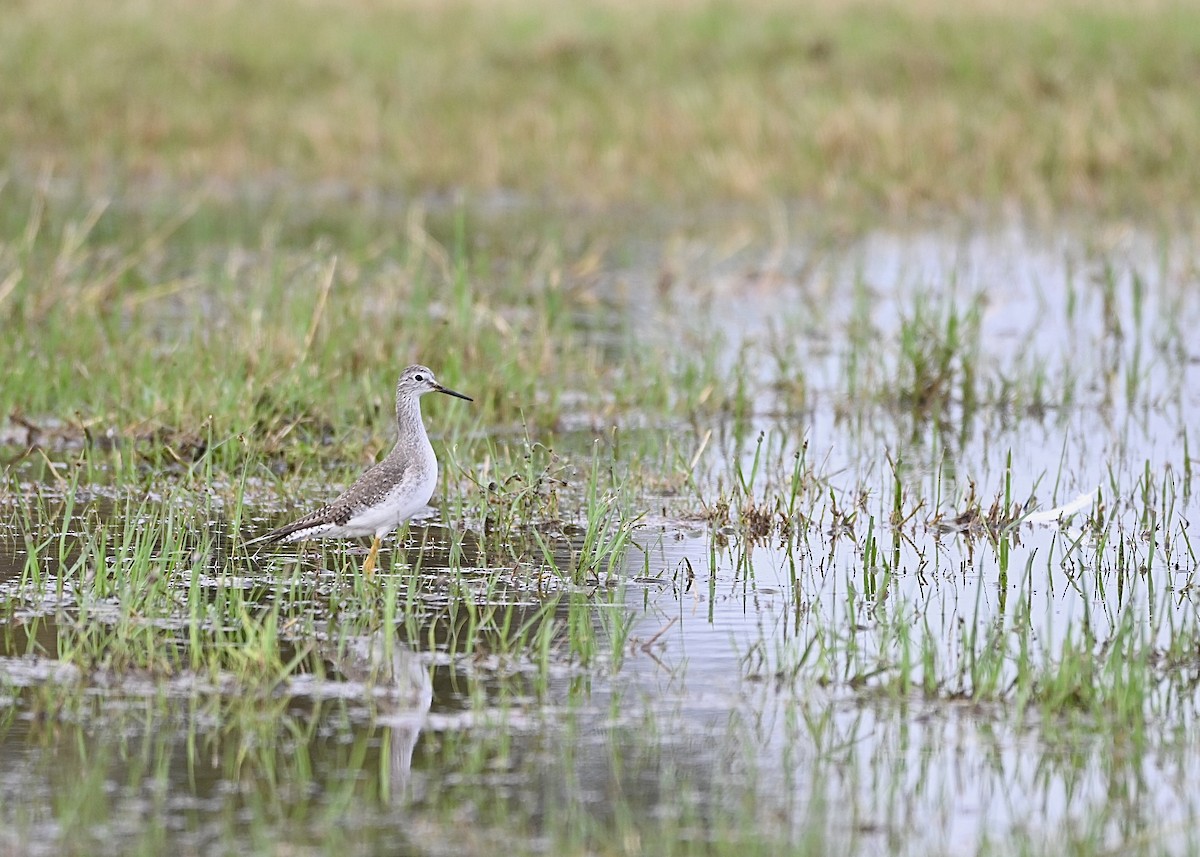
397, 365, 472, 402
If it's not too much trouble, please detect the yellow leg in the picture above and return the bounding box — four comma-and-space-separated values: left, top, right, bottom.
363, 535, 381, 578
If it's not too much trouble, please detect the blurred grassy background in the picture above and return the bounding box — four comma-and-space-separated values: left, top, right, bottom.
3, 0, 1197, 216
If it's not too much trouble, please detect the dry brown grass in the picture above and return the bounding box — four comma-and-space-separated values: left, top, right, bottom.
2, 0, 1197, 214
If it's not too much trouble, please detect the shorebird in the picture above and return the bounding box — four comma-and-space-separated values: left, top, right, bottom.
252, 365, 471, 576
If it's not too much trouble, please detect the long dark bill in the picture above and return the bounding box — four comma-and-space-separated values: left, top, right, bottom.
435, 384, 473, 402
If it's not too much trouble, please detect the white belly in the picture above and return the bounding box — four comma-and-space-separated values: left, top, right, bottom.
344, 464, 438, 537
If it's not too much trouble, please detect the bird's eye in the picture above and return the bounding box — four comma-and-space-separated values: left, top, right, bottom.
414, 374, 425, 382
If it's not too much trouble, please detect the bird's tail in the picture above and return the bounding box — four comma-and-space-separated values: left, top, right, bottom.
243, 530, 282, 547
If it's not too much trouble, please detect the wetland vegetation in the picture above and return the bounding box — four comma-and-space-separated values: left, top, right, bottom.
2, 1, 1199, 854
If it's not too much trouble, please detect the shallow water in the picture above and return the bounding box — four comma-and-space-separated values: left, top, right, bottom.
1, 221, 1198, 854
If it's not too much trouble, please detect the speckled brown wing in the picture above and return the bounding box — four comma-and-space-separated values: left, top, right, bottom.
258, 454, 411, 543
